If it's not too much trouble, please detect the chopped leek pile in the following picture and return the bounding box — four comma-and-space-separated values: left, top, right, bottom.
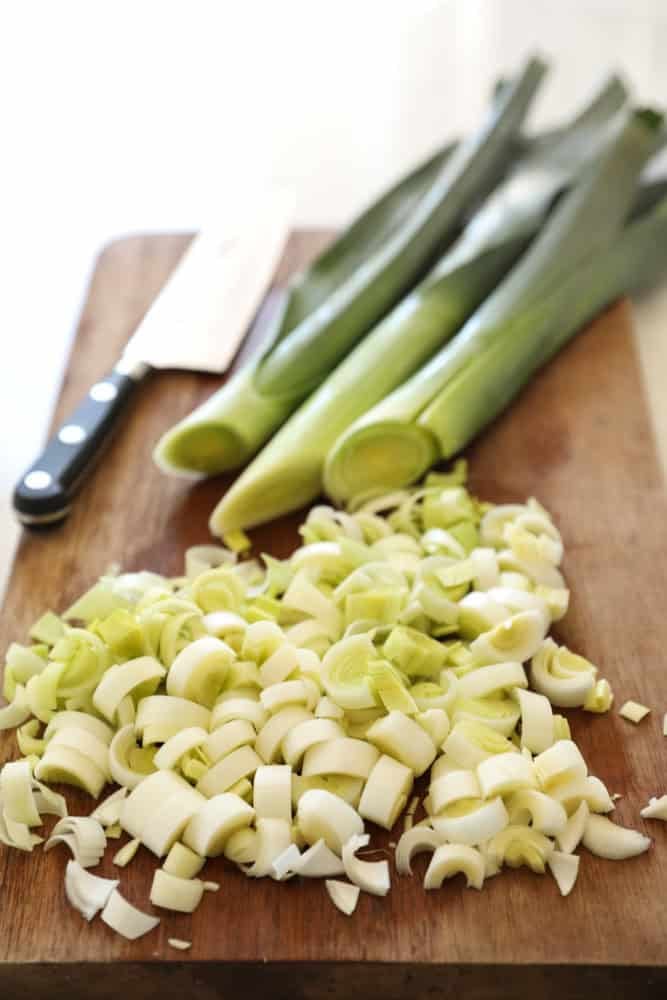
0, 469, 656, 938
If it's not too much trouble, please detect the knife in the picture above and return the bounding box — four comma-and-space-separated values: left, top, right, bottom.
13, 189, 293, 528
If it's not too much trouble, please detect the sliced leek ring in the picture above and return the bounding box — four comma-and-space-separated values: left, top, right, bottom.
342, 833, 390, 896
423, 843, 485, 890
301, 737, 380, 780
395, 825, 442, 876
431, 796, 509, 846
183, 793, 255, 856
296, 789, 364, 855
358, 754, 413, 830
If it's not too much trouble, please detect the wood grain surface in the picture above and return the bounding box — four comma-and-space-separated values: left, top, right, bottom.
0, 231, 666, 999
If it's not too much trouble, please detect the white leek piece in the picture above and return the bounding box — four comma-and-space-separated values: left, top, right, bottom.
168, 938, 192, 951
294, 838, 346, 877
291, 774, 365, 810
365, 711, 436, 776
163, 841, 206, 878
640, 795, 667, 821
183, 793, 255, 856
101, 889, 160, 940
44, 711, 113, 745
223, 827, 258, 865
202, 719, 256, 763
150, 869, 204, 913
65, 860, 118, 921
32, 778, 68, 819
255, 706, 313, 764
395, 825, 442, 875
138, 782, 206, 858
121, 770, 188, 836
211, 696, 268, 731
476, 752, 536, 799
92, 656, 165, 723
297, 789, 364, 854
326, 879, 360, 915
113, 838, 140, 867
320, 635, 377, 709
450, 697, 518, 737
486, 824, 553, 873
618, 700, 650, 724
282, 574, 342, 640
582, 814, 651, 860
507, 789, 568, 836
431, 796, 509, 846
259, 643, 299, 687
49, 727, 110, 780
1, 759, 40, 826
442, 720, 517, 769
583, 678, 614, 713
358, 754, 414, 829
167, 636, 235, 707
514, 688, 554, 753
548, 850, 579, 896
556, 801, 589, 854
246, 818, 293, 878
154, 727, 209, 770
301, 737, 380, 780
0, 685, 32, 730
259, 679, 319, 714
549, 774, 614, 815
109, 724, 156, 790
281, 718, 346, 767
531, 639, 597, 708
456, 661, 528, 700
135, 695, 211, 745
35, 743, 107, 799
315, 696, 345, 720
186, 543, 236, 578
342, 833, 390, 896
271, 842, 302, 880
253, 765, 292, 823
534, 740, 587, 788
46, 816, 106, 868
424, 843, 485, 890
90, 787, 128, 827
430, 769, 481, 814
470, 610, 548, 665
196, 744, 263, 797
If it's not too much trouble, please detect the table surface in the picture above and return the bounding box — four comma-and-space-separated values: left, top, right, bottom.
4, 0, 667, 591
0, 230, 666, 1000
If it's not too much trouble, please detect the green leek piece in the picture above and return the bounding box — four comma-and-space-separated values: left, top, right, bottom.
383, 625, 448, 678
210, 75, 629, 532
324, 108, 665, 500
155, 58, 545, 478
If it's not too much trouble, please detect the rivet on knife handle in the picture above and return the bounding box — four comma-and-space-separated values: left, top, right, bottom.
13, 360, 149, 527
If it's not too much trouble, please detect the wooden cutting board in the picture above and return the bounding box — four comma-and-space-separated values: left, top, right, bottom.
1, 231, 666, 1000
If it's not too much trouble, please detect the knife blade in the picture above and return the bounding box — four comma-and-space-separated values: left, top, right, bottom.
13, 187, 293, 528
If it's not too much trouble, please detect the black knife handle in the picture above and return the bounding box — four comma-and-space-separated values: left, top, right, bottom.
13, 361, 149, 528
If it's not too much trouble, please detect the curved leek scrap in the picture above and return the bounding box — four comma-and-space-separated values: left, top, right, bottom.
150, 869, 205, 914
183, 794, 255, 856
168, 939, 193, 951
1, 759, 41, 826
113, 838, 140, 868
640, 795, 667, 822
45, 817, 106, 868
342, 833, 391, 896
395, 826, 442, 875
556, 801, 590, 855
424, 843, 485, 890
323, 108, 664, 502
90, 787, 128, 827
101, 889, 160, 941
582, 815, 651, 860
159, 58, 544, 488
486, 825, 554, 873
245, 818, 293, 878
65, 860, 118, 921
548, 850, 580, 897
325, 879, 360, 916
476, 752, 536, 799
431, 797, 509, 847
358, 754, 413, 830
293, 839, 345, 878
163, 841, 206, 878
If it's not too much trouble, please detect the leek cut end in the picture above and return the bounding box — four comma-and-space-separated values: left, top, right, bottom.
324, 421, 440, 503
209, 459, 322, 536
155, 421, 246, 477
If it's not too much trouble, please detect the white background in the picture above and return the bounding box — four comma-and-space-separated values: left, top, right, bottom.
2, 0, 667, 593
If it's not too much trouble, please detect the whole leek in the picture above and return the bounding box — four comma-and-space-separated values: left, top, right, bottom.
323, 109, 664, 502
154, 57, 546, 476
208, 76, 627, 533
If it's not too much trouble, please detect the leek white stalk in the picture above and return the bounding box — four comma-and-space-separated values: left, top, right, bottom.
65, 860, 118, 921
358, 754, 414, 830
531, 639, 597, 707
196, 744, 263, 797
150, 869, 204, 913
255, 706, 313, 763
365, 711, 436, 776
297, 789, 364, 854
101, 889, 160, 940
163, 841, 206, 878
432, 797, 509, 846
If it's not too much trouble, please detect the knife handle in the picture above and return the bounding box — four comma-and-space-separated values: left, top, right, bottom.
13, 361, 149, 528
